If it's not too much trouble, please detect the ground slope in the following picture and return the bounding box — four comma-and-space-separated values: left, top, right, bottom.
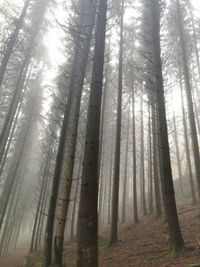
0, 248, 27, 267
64, 208, 200, 267
2, 207, 200, 267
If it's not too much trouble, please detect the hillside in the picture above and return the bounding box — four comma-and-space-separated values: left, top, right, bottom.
25, 208, 200, 267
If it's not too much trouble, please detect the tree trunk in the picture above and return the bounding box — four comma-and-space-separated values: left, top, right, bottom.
0, 0, 49, 166
76, 0, 107, 265
108, 127, 114, 225
179, 68, 197, 205
0, 104, 33, 232
30, 139, 53, 253
150, 0, 184, 251
176, 0, 200, 200
148, 102, 153, 214
173, 115, 183, 195
122, 107, 130, 223
53, 1, 97, 265
0, 0, 31, 88
132, 80, 139, 223
0, 57, 30, 164
110, 0, 124, 245
70, 149, 83, 240
0, 95, 22, 179
152, 101, 162, 218
139, 95, 147, 216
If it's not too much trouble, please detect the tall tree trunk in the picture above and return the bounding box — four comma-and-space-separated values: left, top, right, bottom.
179, 68, 197, 205
0, 58, 30, 164
2, 185, 21, 256
150, 0, 184, 251
176, 0, 200, 199
0, 104, 33, 232
44, 6, 96, 264
43, 107, 69, 267
173, 115, 183, 195
187, 0, 200, 78
132, 80, 139, 223
13, 211, 24, 250
139, 95, 147, 216
158, 134, 167, 218
99, 160, 105, 226
70, 149, 83, 240
30, 139, 53, 253
76, 0, 107, 265
122, 107, 130, 223
152, 101, 162, 218
53, 1, 97, 266
0, 0, 49, 166
0, 0, 31, 88
98, 57, 109, 227
110, 0, 124, 245
148, 102, 153, 214
0, 96, 22, 179
108, 127, 114, 225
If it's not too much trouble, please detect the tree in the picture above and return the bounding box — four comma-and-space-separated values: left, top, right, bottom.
43, 0, 97, 266
139, 94, 147, 216
0, 0, 50, 168
110, 0, 124, 245
53, 0, 97, 265
150, 0, 184, 251
122, 105, 130, 223
76, 0, 108, 265
0, 0, 31, 89
176, 0, 200, 200
131, 76, 139, 223
179, 65, 197, 205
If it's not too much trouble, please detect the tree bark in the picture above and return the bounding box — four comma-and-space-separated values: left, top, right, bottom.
148, 102, 153, 214
139, 95, 147, 216
179, 67, 197, 205
132, 80, 139, 224
76, 0, 107, 265
122, 107, 130, 223
150, 0, 184, 251
176, 0, 200, 200
152, 101, 162, 218
110, 0, 124, 244
173, 115, 183, 194
53, 1, 97, 265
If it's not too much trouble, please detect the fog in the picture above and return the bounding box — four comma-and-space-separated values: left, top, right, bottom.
0, 0, 200, 266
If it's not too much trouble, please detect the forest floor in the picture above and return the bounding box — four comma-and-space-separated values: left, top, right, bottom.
61, 207, 200, 267
0, 247, 27, 267
3, 206, 200, 267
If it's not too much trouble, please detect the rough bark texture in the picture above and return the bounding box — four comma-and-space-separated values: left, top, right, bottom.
76, 0, 107, 265
53, 1, 97, 266
152, 101, 162, 218
151, 0, 184, 251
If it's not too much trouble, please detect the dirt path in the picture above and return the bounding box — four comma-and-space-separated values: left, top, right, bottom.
0, 248, 27, 267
